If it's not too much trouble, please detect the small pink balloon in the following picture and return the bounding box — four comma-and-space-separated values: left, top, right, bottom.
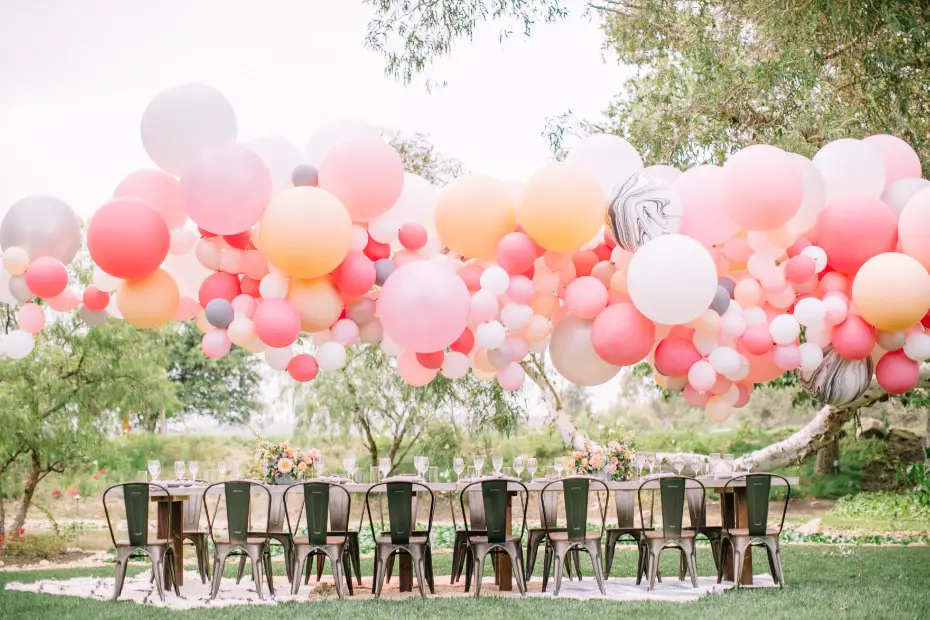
734, 383, 752, 408
654, 337, 702, 376
688, 360, 717, 392
565, 276, 608, 320
397, 350, 438, 386
683, 384, 711, 407
863, 134, 921, 187
591, 302, 655, 366
25, 256, 68, 299
332, 251, 376, 297
470, 289, 499, 323
254, 298, 301, 348
832, 315, 876, 361
723, 145, 803, 231
83, 286, 110, 312
785, 255, 815, 283
507, 275, 535, 304
875, 349, 918, 394
505, 334, 531, 361
231, 294, 257, 319
47, 289, 79, 312
497, 362, 526, 390
319, 135, 404, 223
741, 324, 775, 355
773, 344, 801, 370
174, 296, 201, 321
17, 303, 45, 334
202, 329, 231, 359
288, 354, 319, 382
331, 318, 360, 346
398, 223, 428, 250
496, 232, 537, 275
676, 165, 739, 247
114, 169, 185, 229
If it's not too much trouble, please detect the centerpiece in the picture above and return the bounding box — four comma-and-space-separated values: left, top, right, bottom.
567, 438, 636, 481
248, 432, 321, 484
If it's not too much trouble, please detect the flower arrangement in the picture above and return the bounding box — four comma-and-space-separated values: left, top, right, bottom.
603, 439, 636, 481
566, 438, 636, 481
567, 442, 607, 476
248, 431, 320, 484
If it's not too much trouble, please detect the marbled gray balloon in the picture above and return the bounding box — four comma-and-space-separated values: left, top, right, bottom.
1, 195, 82, 264
292, 164, 319, 187
605, 172, 683, 252
374, 259, 396, 286
709, 286, 731, 315
800, 345, 873, 406
8, 275, 33, 303
80, 306, 109, 327
718, 277, 736, 297
205, 298, 234, 328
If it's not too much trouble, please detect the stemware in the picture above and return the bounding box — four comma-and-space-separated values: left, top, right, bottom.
546, 466, 557, 480
343, 457, 358, 482
644, 453, 657, 476
217, 460, 229, 481
316, 455, 325, 476
453, 457, 465, 482
513, 456, 525, 480
723, 453, 735, 474
741, 454, 755, 473
147, 460, 161, 482
173, 460, 186, 482
492, 455, 503, 475
188, 461, 200, 484
379, 457, 392, 481
708, 453, 721, 476
472, 454, 485, 477
416, 456, 429, 478
554, 457, 565, 478
689, 454, 703, 476
527, 457, 538, 481
633, 452, 646, 479
672, 453, 685, 476
231, 461, 242, 479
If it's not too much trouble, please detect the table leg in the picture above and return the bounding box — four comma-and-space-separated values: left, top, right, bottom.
156, 499, 185, 587
399, 553, 413, 592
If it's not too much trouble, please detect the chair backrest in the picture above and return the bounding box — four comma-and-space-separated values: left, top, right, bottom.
467, 488, 488, 530
365, 480, 434, 545
459, 478, 528, 544
284, 482, 351, 545
637, 476, 705, 539
203, 481, 272, 546
615, 490, 635, 528
539, 476, 608, 541
686, 487, 706, 528
102, 483, 169, 548
182, 490, 205, 533
722, 473, 791, 537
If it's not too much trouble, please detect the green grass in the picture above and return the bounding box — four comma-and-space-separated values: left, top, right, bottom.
1, 546, 928, 619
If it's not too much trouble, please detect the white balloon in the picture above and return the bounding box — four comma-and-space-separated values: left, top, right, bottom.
548, 315, 619, 386
876, 330, 906, 352
381, 334, 404, 357
903, 332, 930, 361
770, 314, 800, 345
643, 165, 682, 185
480, 266, 510, 295
565, 133, 644, 196
162, 251, 212, 300
805, 324, 833, 349
3, 330, 35, 359
785, 154, 826, 233
305, 118, 380, 166
693, 331, 718, 356
708, 346, 741, 376
317, 341, 347, 371
743, 306, 767, 325
798, 342, 824, 373
500, 304, 532, 331
93, 266, 120, 293
2, 246, 29, 275
259, 272, 288, 299
264, 346, 293, 371
245, 136, 305, 193
881, 178, 930, 218
0, 269, 15, 305
812, 138, 886, 203
823, 296, 849, 326
169, 227, 198, 255
227, 317, 255, 346
801, 246, 828, 273
368, 215, 399, 244
627, 234, 718, 325
350, 226, 370, 251
441, 351, 471, 379
793, 297, 826, 327
195, 238, 221, 270
476, 321, 506, 350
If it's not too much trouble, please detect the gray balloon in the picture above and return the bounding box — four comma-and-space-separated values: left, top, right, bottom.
718, 277, 736, 297
374, 259, 396, 286
605, 172, 683, 252
487, 345, 513, 370
709, 286, 731, 315
800, 345, 873, 407
205, 298, 234, 328
291, 164, 319, 187
8, 275, 33, 303
1, 195, 82, 264
80, 305, 109, 327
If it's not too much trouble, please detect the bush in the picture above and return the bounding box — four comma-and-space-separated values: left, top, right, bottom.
831, 491, 930, 521
0, 530, 72, 560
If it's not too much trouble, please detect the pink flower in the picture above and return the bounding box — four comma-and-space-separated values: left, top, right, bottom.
302, 454, 313, 464
277, 458, 294, 474
309, 449, 321, 460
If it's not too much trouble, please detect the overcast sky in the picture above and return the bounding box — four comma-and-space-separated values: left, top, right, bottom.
0, 0, 629, 220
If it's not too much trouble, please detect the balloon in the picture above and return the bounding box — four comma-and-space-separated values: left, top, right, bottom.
169, 228, 198, 255
785, 154, 827, 233
204, 298, 235, 328
378, 261, 470, 353
794, 297, 826, 327
347, 297, 377, 324
254, 298, 301, 347
801, 345, 874, 405
288, 354, 319, 382
470, 290, 499, 323
627, 234, 718, 325
245, 136, 305, 193
223, 230, 252, 251
292, 164, 319, 187
304, 117, 380, 166
115, 268, 179, 328
904, 332, 930, 361
287, 277, 345, 332
2, 246, 29, 275
397, 350, 437, 386
688, 360, 716, 391
16, 303, 45, 334
832, 315, 876, 361
479, 266, 510, 296
876, 330, 906, 352
549, 315, 620, 386
862, 134, 921, 187
507, 275, 535, 304
683, 385, 711, 407
852, 253, 930, 332
497, 233, 536, 275
3, 330, 35, 359
441, 351, 471, 379
897, 188, 930, 270
500, 303, 532, 331
434, 174, 516, 259
654, 336, 702, 376
198, 272, 240, 306
517, 163, 605, 252
359, 318, 384, 343
374, 259, 396, 287
769, 314, 800, 345
785, 255, 816, 283
723, 145, 803, 231
644, 165, 681, 185
141, 83, 237, 175
259, 187, 352, 279
79, 306, 109, 327
882, 178, 930, 218
812, 138, 886, 202
605, 171, 683, 252
200, 329, 230, 359
475, 321, 507, 350
258, 272, 288, 299
773, 344, 801, 370
45, 290, 80, 312
195, 238, 221, 270
874, 350, 918, 394
264, 346, 294, 371
331, 318, 359, 346
815, 197, 896, 275
415, 350, 445, 370
565, 276, 608, 320
24, 257, 67, 298
88, 197, 170, 280
706, 397, 733, 423
332, 251, 376, 297
0, 195, 82, 265
564, 133, 643, 195
9, 275, 32, 303
318, 135, 404, 222
82, 286, 110, 312
708, 346, 741, 376
450, 328, 475, 355
114, 169, 184, 229
709, 286, 731, 315
675, 166, 738, 247
227, 316, 255, 345
798, 341, 824, 373
398, 223, 428, 251
497, 362, 526, 390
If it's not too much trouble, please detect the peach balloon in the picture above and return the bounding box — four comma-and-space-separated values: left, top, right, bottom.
259, 187, 352, 279
852, 252, 930, 332
897, 188, 930, 270
565, 276, 608, 320
116, 268, 179, 328
723, 145, 803, 231
318, 135, 404, 222
675, 165, 739, 247
114, 169, 185, 229
517, 163, 605, 252
173, 297, 200, 321
435, 174, 516, 259
287, 277, 344, 332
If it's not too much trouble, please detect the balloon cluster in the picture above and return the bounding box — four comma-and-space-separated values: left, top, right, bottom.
3, 84, 929, 423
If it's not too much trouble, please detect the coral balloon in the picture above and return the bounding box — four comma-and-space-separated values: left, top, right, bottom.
675, 165, 738, 247
565, 276, 608, 320
116, 268, 179, 328
25, 256, 67, 298
332, 251, 376, 297
398, 223, 428, 250
875, 350, 919, 394
114, 169, 184, 229
287, 277, 343, 332
591, 302, 655, 366
450, 328, 475, 355
852, 253, 930, 332
517, 163, 605, 252
397, 350, 438, 386
435, 174, 516, 259
198, 271, 240, 306
549, 315, 620, 386
259, 187, 352, 278
287, 354, 319, 382
496, 232, 537, 275
654, 337, 702, 376
416, 350, 445, 370
815, 196, 896, 275
723, 145, 803, 231
318, 135, 404, 222
87, 198, 170, 279
82, 286, 110, 312
832, 315, 876, 361
254, 298, 301, 348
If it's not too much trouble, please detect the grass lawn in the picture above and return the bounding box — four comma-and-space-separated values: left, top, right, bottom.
1, 545, 928, 619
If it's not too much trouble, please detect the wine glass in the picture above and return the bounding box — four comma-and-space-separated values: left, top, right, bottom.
343, 457, 358, 482
472, 455, 485, 478
188, 461, 200, 484
672, 453, 685, 476
316, 455, 325, 476
492, 456, 503, 475
633, 452, 646, 479
147, 460, 161, 482
453, 457, 465, 482
379, 457, 392, 481
416, 456, 429, 478
689, 454, 703, 476
513, 456, 525, 480
554, 457, 565, 478
217, 460, 229, 481
708, 453, 721, 476
741, 454, 755, 473
527, 457, 538, 481
231, 461, 242, 479
173, 460, 186, 481
723, 453, 735, 475
644, 453, 657, 476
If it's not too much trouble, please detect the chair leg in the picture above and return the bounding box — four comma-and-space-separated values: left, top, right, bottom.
464, 546, 474, 592
525, 534, 542, 582
679, 549, 687, 581
373, 551, 387, 598
763, 542, 779, 586
572, 549, 583, 581
210, 550, 228, 600
717, 538, 729, 584
351, 536, 362, 586
112, 556, 128, 600
249, 553, 264, 601
541, 545, 552, 592
264, 549, 275, 596
635, 543, 646, 585
410, 548, 428, 598
473, 547, 487, 598
685, 542, 699, 588
604, 531, 619, 580
590, 543, 607, 596
291, 551, 306, 595
166, 550, 181, 597
553, 550, 565, 596
733, 546, 744, 591
342, 548, 354, 596
450, 533, 465, 584
774, 542, 785, 588
328, 550, 345, 600
151, 558, 167, 602
647, 547, 660, 591
315, 553, 325, 582
510, 545, 527, 596
425, 545, 435, 593
235, 554, 247, 584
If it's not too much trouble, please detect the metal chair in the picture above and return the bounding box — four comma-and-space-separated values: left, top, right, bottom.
525, 488, 581, 584
682, 485, 723, 578
203, 481, 275, 600
102, 483, 180, 602
309, 487, 363, 587
180, 482, 211, 585
459, 478, 529, 596
284, 482, 354, 598
636, 476, 704, 590
539, 476, 609, 596
717, 473, 790, 589
365, 480, 436, 598
450, 486, 488, 584
604, 488, 655, 578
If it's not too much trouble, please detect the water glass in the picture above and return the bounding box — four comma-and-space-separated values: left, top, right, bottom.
188, 461, 200, 483
174, 460, 186, 481
343, 457, 358, 481
513, 456, 525, 480
379, 457, 392, 480
217, 460, 229, 481
466, 466, 477, 480
527, 458, 538, 481
633, 452, 646, 479
672, 453, 685, 476
708, 453, 721, 476
554, 457, 565, 477
428, 466, 439, 483
147, 460, 161, 481
370, 466, 382, 483
417, 456, 429, 478
689, 454, 703, 476
741, 454, 755, 473
453, 457, 465, 482
545, 466, 557, 480
644, 453, 657, 476
501, 466, 513, 478
472, 455, 485, 477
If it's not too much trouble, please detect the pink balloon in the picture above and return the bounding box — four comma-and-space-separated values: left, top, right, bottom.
254, 298, 301, 347
180, 144, 272, 235
505, 334, 530, 361
863, 134, 921, 187
319, 135, 404, 222
416, 350, 445, 370
875, 350, 918, 394
741, 323, 774, 355
231, 294, 257, 319
202, 329, 231, 359
734, 383, 752, 408
832, 315, 876, 361
785, 255, 816, 283
47, 288, 79, 312
773, 344, 801, 370
397, 350, 438, 386
83, 286, 110, 312
676, 165, 739, 246
288, 354, 319, 382
25, 256, 68, 298
507, 275, 535, 304
723, 145, 803, 231
398, 223, 428, 250
88, 198, 170, 280
897, 188, 930, 271
331, 318, 360, 346
496, 232, 537, 275
654, 336, 702, 376
497, 362, 526, 390
683, 384, 711, 407
742, 349, 783, 384
710, 375, 733, 395
174, 296, 201, 321
565, 276, 608, 320
688, 360, 717, 391
592, 302, 655, 366
17, 303, 45, 334
332, 251, 376, 297
378, 261, 471, 353
816, 197, 896, 275
198, 272, 240, 307
114, 169, 185, 229
470, 289, 499, 324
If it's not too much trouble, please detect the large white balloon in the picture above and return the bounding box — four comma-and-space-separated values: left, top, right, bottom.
162, 252, 212, 300
785, 154, 826, 233
245, 136, 306, 193
378, 173, 441, 253
317, 341, 347, 371
812, 139, 886, 203
304, 118, 380, 166
565, 134, 644, 196
3, 330, 35, 360
549, 315, 620, 386
627, 234, 718, 325
264, 346, 293, 371
881, 178, 930, 218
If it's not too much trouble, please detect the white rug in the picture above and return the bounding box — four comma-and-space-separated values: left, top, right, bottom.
4, 569, 775, 609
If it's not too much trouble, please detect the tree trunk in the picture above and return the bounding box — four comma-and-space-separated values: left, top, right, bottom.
814, 437, 840, 475
0, 476, 6, 536
523, 359, 590, 451
11, 450, 41, 532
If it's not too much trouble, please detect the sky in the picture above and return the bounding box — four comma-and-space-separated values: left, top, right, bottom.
0, 0, 630, 221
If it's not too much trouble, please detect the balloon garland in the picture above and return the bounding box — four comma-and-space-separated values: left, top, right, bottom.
2, 83, 930, 423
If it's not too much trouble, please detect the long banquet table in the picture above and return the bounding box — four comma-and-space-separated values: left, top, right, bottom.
150, 476, 798, 591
